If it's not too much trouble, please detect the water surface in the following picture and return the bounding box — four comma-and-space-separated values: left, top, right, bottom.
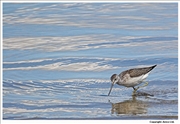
3, 3, 178, 120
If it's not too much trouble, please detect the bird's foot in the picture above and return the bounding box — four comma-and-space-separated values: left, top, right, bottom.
132, 91, 136, 96
132, 82, 149, 96
139, 82, 149, 89
132, 89, 138, 96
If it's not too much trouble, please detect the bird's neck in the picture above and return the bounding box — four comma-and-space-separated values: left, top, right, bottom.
117, 76, 123, 85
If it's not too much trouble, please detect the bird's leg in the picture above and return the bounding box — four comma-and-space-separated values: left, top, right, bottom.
137, 82, 149, 89
132, 87, 138, 96
133, 87, 136, 91
132, 82, 149, 96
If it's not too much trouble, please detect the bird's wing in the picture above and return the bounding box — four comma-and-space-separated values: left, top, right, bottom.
128, 65, 156, 78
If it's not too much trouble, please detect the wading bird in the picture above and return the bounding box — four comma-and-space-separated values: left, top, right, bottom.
108, 65, 157, 96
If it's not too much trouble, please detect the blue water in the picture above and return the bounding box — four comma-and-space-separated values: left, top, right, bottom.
3, 3, 178, 119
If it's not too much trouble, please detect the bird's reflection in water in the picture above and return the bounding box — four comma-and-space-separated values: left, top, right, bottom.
110, 96, 148, 115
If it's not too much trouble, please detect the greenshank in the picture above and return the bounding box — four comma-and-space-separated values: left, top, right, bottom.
108, 65, 157, 96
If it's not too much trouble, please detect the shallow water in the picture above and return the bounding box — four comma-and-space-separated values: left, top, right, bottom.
3, 3, 178, 120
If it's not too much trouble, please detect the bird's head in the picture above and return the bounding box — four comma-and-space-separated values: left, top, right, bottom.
108, 74, 119, 96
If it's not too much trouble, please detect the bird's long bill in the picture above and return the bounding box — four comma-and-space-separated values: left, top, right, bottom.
108, 82, 114, 96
